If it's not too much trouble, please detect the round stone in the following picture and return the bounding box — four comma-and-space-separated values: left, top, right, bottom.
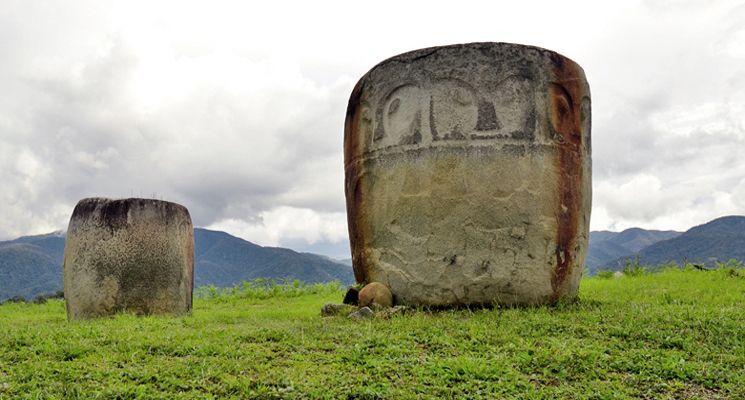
63, 197, 194, 320
344, 42, 591, 306
358, 282, 394, 308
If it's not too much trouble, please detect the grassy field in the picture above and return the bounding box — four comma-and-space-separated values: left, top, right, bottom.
0, 268, 743, 399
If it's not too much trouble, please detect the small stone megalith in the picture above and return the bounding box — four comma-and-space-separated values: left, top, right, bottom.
344, 42, 591, 306
63, 197, 194, 320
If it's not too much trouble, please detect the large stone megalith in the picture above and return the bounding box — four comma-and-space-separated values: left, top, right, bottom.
63, 198, 194, 320
344, 42, 591, 306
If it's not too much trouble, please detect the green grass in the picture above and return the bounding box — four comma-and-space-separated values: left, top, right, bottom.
1, 268, 744, 399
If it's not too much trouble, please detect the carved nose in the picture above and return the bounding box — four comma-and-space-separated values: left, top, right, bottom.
476, 100, 499, 131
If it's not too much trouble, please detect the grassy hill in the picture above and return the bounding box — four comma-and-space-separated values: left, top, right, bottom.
1, 267, 743, 399
0, 232, 66, 300
0, 243, 62, 301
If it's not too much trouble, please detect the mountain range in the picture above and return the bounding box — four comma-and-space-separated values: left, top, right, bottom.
193, 228, 353, 287
0, 231, 66, 301
0, 228, 353, 301
2, 215, 744, 300
586, 228, 682, 273
600, 215, 745, 270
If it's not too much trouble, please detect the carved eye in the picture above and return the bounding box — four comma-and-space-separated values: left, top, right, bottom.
549, 83, 575, 137
361, 107, 372, 122
453, 87, 473, 106
388, 98, 400, 116
554, 93, 571, 122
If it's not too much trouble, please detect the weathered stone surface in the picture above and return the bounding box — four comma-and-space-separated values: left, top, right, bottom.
344, 42, 591, 306
348, 306, 374, 320
63, 198, 194, 320
358, 282, 394, 308
321, 303, 358, 317
342, 286, 360, 305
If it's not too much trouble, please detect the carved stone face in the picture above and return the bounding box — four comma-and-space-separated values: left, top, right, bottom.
345, 42, 591, 306
371, 76, 538, 147
375, 84, 425, 147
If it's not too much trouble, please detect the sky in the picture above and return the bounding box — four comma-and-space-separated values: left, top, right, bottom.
1, 0, 744, 259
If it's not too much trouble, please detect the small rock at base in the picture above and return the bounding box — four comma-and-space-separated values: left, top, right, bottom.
348, 306, 374, 320
376, 306, 410, 319
321, 303, 357, 317
613, 271, 624, 279
358, 282, 393, 308
343, 287, 359, 305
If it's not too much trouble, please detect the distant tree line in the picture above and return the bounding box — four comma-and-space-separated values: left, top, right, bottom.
1, 290, 64, 305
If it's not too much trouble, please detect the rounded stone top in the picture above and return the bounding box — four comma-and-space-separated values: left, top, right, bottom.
70, 197, 192, 228
366, 42, 584, 76
64, 197, 194, 319
344, 41, 591, 168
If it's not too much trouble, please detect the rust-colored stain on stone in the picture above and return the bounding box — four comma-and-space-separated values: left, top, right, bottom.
549, 54, 587, 299
344, 79, 370, 283
343, 43, 591, 306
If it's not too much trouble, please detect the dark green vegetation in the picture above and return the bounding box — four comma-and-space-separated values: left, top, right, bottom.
0, 232, 64, 301
0, 229, 353, 301
1, 268, 743, 399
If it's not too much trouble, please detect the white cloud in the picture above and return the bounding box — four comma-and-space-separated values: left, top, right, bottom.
207, 206, 347, 247
594, 174, 745, 232
0, 0, 744, 254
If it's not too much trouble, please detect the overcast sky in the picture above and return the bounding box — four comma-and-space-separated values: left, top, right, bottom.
1, 0, 744, 258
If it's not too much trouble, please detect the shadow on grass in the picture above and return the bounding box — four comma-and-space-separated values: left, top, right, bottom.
405, 296, 604, 314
